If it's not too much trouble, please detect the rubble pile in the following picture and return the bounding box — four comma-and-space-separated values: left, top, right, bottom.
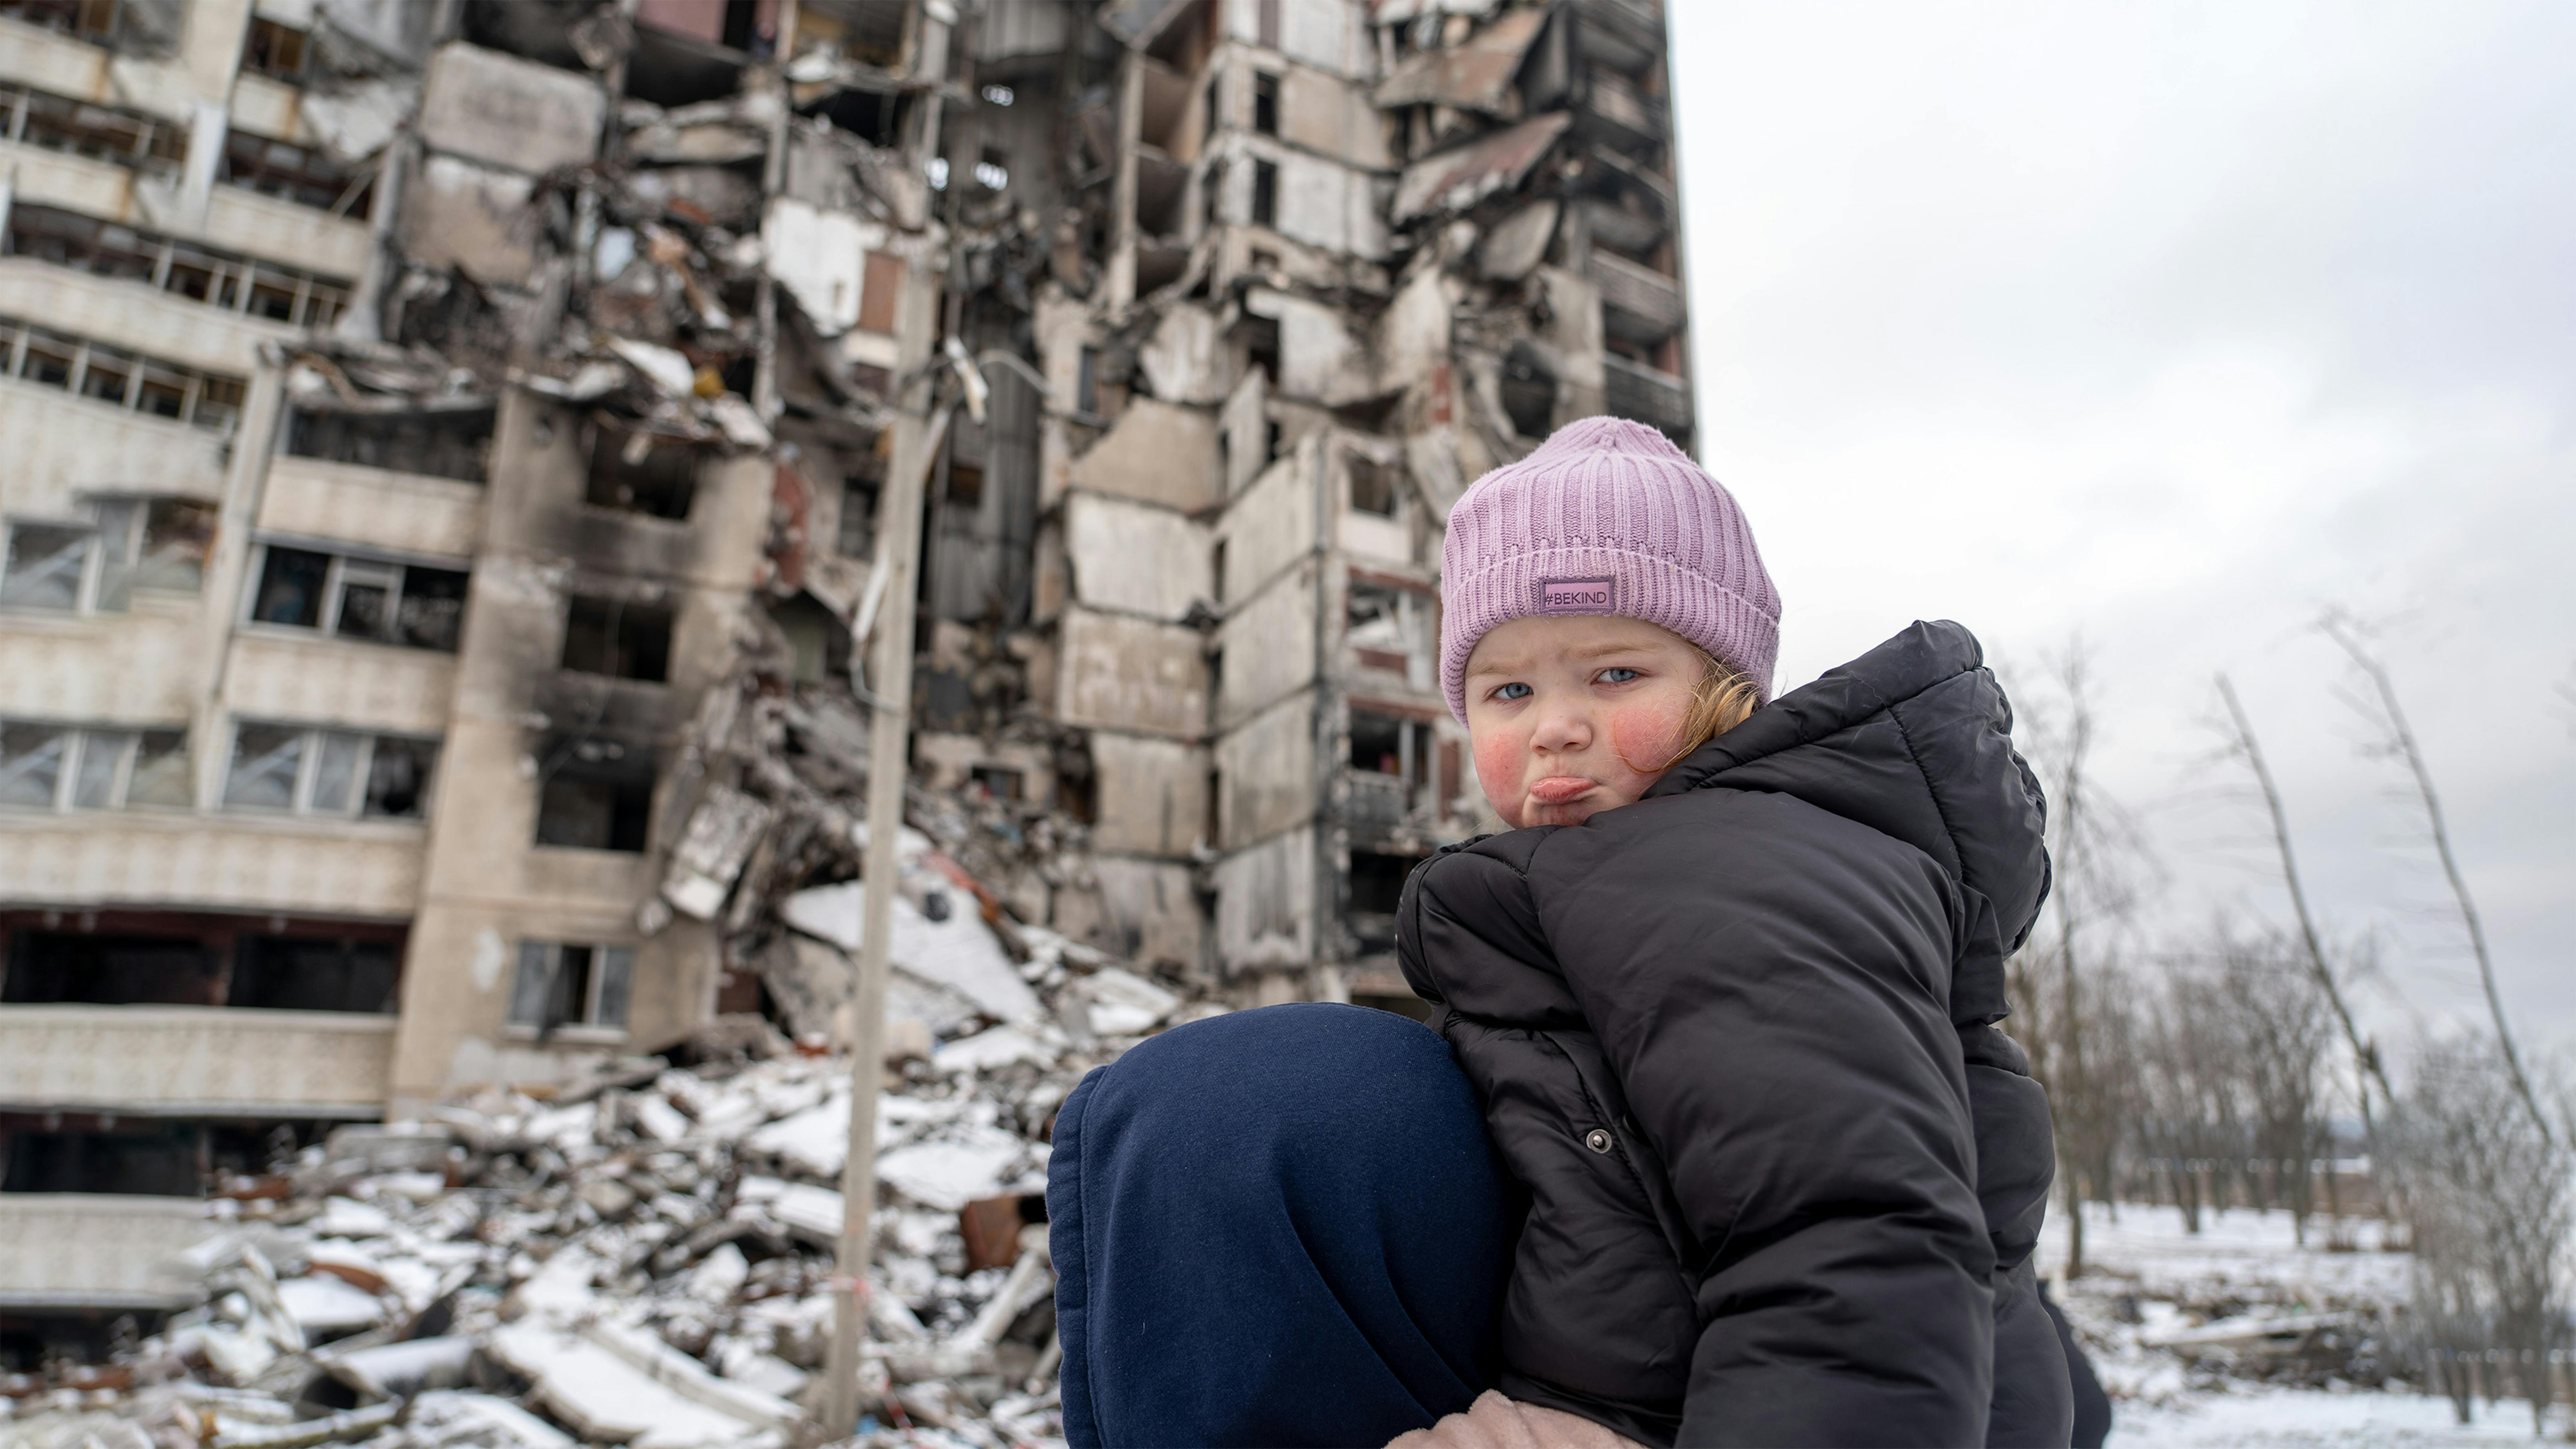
0, 840, 1214, 1449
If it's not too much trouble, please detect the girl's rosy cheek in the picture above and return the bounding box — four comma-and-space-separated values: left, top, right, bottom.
1472, 732, 1522, 804
1608, 699, 1687, 777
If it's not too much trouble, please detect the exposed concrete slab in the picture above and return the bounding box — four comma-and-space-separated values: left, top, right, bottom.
418, 43, 605, 175
1214, 824, 1316, 973
1065, 492, 1211, 622
1215, 556, 1318, 728
1088, 731, 1208, 858
1214, 690, 1315, 849
1065, 398, 1220, 513
402, 154, 541, 288
1054, 606, 1208, 738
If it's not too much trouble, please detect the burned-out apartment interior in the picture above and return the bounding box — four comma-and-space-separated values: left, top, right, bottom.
0, 0, 1690, 1349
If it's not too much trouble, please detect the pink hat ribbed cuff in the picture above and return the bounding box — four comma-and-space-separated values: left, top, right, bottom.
1438, 418, 1780, 722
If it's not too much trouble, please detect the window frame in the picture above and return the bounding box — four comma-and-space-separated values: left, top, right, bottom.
0, 496, 209, 614
0, 314, 247, 432
219, 718, 439, 821
0, 719, 192, 811
240, 539, 471, 652
507, 939, 637, 1035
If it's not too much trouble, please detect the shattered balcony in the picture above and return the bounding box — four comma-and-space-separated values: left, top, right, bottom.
1577, 68, 1666, 155
0, 1194, 210, 1309
0, 1005, 397, 1116
1340, 767, 1412, 836
1570, 0, 1667, 77
1591, 249, 1684, 345
1603, 351, 1692, 437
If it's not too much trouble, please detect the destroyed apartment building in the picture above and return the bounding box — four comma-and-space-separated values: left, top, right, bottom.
0, 0, 1695, 1369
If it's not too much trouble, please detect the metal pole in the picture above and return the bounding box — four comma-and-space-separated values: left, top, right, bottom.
821, 388, 949, 1437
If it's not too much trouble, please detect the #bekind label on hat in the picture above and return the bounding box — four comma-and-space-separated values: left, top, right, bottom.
1537, 577, 1617, 614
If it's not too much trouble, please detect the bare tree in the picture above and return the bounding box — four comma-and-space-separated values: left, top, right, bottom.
2130, 957, 2246, 1233
2212, 675, 2395, 1128
2321, 614, 2550, 1146
2385, 1039, 2573, 1430
2215, 926, 2335, 1243
2007, 643, 2152, 1276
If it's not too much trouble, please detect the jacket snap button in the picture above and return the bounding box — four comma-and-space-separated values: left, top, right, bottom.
1585, 1129, 1613, 1154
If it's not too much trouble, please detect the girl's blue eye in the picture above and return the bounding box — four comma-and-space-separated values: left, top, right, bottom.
1494, 682, 1532, 701
1599, 668, 1641, 685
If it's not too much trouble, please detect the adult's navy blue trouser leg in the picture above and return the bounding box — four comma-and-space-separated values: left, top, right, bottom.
1047, 1003, 1515, 1449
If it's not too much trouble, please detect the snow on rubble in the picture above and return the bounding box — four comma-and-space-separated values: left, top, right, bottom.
0, 922, 1205, 1449
2043, 1201, 2575, 1445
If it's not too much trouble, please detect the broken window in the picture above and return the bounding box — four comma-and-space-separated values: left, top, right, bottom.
585, 426, 701, 519
1240, 314, 1280, 387
0, 196, 367, 324
1500, 339, 1558, 439
1075, 346, 1101, 417
220, 129, 373, 217
1251, 158, 1278, 225
945, 459, 985, 508
1346, 849, 1424, 950
2, 1122, 202, 1197
536, 737, 655, 851
0, 317, 247, 431
0, 521, 91, 611
561, 596, 675, 682
969, 765, 1023, 802
229, 934, 401, 1014
221, 722, 439, 819
247, 544, 469, 652
1350, 710, 1431, 779
0, 0, 119, 42
0, 723, 192, 811
0, 83, 185, 173
1348, 456, 1404, 517
1252, 72, 1279, 135
240, 16, 308, 81
5, 928, 222, 1007
767, 592, 848, 685
507, 941, 635, 1031
283, 406, 494, 483
838, 476, 879, 556
0, 723, 69, 808
1347, 581, 1429, 677
1204, 73, 1220, 143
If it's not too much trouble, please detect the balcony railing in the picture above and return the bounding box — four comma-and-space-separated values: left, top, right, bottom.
0, 1193, 209, 1307
1580, 70, 1666, 148
1341, 768, 1413, 835
0, 1004, 395, 1115
1590, 250, 1684, 344
1603, 353, 1692, 435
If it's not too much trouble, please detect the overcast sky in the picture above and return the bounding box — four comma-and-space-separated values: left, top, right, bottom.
1667, 2, 2576, 1060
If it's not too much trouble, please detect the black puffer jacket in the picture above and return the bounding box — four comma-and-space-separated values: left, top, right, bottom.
1397, 621, 2067, 1447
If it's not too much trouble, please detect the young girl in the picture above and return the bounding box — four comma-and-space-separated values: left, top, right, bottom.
1048, 418, 2065, 1448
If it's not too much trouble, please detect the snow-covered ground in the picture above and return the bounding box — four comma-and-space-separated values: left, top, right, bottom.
2112, 1387, 2548, 1447
2040, 1201, 2567, 1446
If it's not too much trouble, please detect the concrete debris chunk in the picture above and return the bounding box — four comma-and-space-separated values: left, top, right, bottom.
1077, 967, 1183, 1037
486, 1323, 779, 1449
782, 882, 1043, 1024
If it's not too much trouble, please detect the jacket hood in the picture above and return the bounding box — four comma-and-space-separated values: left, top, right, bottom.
1642, 619, 2051, 950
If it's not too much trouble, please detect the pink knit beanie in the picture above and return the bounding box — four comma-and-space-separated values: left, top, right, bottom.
1440, 417, 1780, 722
